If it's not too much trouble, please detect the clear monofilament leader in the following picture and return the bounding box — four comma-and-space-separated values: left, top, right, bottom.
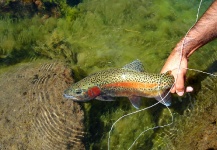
107, 1, 206, 150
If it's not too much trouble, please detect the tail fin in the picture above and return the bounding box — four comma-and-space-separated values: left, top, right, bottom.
154, 90, 171, 106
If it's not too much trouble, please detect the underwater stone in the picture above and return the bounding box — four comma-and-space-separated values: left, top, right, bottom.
0, 60, 85, 150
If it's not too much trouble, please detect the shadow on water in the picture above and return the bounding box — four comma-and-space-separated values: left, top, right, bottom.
0, 50, 38, 66
188, 60, 217, 94
83, 100, 122, 149
84, 95, 173, 149
66, 0, 82, 6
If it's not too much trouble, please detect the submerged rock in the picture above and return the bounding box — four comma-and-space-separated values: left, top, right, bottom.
0, 60, 85, 150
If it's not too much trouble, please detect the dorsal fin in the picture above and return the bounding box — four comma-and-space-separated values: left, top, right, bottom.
161, 70, 172, 76
122, 59, 144, 72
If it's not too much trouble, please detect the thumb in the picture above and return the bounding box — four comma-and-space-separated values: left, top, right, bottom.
175, 70, 185, 96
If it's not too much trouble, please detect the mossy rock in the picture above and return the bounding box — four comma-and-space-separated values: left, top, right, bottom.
0, 60, 85, 149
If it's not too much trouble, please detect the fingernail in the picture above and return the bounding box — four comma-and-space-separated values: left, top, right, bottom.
177, 91, 184, 96
186, 86, 193, 92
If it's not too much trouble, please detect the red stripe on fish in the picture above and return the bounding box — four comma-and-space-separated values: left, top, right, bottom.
102, 82, 158, 89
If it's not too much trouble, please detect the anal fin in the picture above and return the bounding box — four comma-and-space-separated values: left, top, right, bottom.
155, 90, 171, 106
129, 96, 141, 109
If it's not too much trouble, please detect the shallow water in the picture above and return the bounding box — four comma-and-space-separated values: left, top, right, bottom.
0, 0, 216, 149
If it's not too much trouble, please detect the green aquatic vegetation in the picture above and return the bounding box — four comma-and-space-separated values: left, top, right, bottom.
0, 0, 214, 71
43, 0, 80, 20
34, 29, 71, 59
71, 0, 213, 73
0, 16, 59, 63
85, 100, 157, 150
154, 81, 217, 149
0, 19, 15, 56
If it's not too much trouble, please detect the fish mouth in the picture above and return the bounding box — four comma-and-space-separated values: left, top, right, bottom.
63, 94, 90, 102
63, 94, 79, 100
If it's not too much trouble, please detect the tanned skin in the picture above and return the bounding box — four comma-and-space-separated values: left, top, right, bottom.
161, 0, 217, 96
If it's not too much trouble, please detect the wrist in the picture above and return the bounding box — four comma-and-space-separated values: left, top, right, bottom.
174, 37, 198, 58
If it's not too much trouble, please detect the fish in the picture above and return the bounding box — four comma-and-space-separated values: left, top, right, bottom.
63, 60, 174, 109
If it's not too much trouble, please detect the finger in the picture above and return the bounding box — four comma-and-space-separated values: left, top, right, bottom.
175, 72, 185, 96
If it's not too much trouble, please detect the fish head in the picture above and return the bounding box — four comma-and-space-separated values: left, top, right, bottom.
64, 85, 101, 101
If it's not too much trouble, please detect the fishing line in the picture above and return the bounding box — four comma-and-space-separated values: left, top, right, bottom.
107, 67, 217, 150
182, 67, 217, 77
107, 78, 176, 150
108, 0, 205, 149
128, 0, 204, 148
128, 0, 205, 149
176, 0, 203, 89
128, 85, 175, 150
127, 66, 217, 149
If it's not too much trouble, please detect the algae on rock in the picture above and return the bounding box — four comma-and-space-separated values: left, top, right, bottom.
0, 60, 85, 149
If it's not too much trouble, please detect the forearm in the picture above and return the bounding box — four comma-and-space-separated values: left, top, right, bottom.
175, 0, 217, 58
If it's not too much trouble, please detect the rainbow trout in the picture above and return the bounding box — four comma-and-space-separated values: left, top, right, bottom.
64, 60, 174, 109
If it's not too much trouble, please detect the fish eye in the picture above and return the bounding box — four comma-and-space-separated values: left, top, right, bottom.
75, 89, 82, 94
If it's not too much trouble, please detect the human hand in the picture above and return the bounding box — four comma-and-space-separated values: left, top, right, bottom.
161, 50, 193, 96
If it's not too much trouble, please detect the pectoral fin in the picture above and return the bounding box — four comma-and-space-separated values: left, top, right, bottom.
155, 90, 171, 106
95, 95, 116, 101
129, 96, 141, 109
